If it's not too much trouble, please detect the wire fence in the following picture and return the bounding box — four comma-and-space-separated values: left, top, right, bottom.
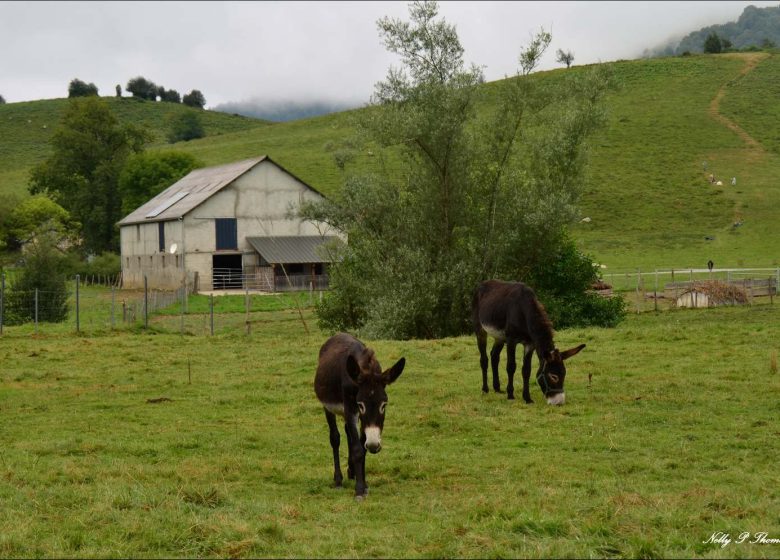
0, 272, 322, 337
1, 268, 777, 337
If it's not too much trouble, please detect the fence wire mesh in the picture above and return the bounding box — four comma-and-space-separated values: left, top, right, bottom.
0, 273, 322, 337
1, 268, 777, 337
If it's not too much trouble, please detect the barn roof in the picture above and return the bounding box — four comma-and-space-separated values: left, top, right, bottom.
117, 156, 324, 226
247, 236, 344, 264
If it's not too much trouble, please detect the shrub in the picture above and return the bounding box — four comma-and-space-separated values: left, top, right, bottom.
167, 112, 205, 143
4, 233, 69, 324
525, 236, 627, 329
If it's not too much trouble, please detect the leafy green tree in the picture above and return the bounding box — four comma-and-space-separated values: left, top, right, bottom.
555, 48, 574, 68
118, 151, 202, 216
0, 94, 6, 104
126, 76, 158, 100
167, 112, 205, 143
6, 195, 80, 251
160, 88, 181, 103
29, 97, 150, 253
0, 193, 23, 252
704, 32, 723, 53
182, 89, 206, 109
300, 1, 618, 339
68, 78, 99, 98
4, 231, 70, 325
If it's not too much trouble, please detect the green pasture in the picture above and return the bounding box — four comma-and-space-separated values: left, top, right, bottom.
1, 290, 779, 558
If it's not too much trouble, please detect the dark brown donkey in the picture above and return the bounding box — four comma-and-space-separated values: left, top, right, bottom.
314, 333, 406, 499
472, 280, 585, 405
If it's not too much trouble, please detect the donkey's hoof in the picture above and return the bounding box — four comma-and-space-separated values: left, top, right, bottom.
482, 387, 489, 394
507, 394, 515, 400
354, 494, 366, 502
524, 398, 534, 404
494, 388, 504, 394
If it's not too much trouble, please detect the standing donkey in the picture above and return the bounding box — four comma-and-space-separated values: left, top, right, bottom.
472, 280, 586, 405
314, 333, 406, 500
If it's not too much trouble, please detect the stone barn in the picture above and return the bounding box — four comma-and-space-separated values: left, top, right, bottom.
118, 156, 342, 292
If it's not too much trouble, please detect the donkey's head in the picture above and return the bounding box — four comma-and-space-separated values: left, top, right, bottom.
538, 344, 586, 406
347, 350, 406, 454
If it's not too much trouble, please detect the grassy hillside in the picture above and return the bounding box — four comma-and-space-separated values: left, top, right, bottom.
0, 97, 270, 197
2, 53, 779, 270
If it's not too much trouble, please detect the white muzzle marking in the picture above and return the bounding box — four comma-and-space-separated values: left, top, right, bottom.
364, 426, 382, 452
546, 392, 566, 406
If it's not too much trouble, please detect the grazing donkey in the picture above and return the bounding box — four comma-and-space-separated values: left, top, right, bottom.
314, 333, 406, 499
472, 280, 585, 405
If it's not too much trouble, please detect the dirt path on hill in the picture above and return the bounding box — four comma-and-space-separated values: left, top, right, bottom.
708, 52, 769, 154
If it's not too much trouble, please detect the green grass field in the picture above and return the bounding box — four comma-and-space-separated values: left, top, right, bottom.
1, 290, 779, 558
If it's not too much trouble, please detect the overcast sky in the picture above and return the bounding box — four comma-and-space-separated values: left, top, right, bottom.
1, 1, 777, 109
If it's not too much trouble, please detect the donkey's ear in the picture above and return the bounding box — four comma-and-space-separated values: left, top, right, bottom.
346, 355, 361, 383
384, 357, 406, 384
560, 344, 586, 360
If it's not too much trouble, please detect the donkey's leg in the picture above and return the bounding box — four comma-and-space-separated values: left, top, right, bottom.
506, 341, 517, 400
521, 344, 534, 404
344, 420, 355, 480
324, 409, 343, 487
345, 416, 368, 498
477, 330, 489, 393
490, 341, 505, 393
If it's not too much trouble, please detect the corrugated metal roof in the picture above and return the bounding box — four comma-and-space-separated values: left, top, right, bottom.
118, 156, 267, 226
247, 236, 344, 264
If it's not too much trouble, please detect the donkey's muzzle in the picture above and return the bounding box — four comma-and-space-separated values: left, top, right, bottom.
546, 392, 566, 406
364, 426, 382, 453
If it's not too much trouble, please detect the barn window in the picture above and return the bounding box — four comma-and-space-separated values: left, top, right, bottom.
136, 224, 140, 241
215, 218, 238, 250
158, 222, 165, 252
126, 257, 130, 268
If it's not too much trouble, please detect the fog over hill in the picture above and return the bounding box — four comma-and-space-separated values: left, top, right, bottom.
213, 99, 360, 122
646, 4, 780, 57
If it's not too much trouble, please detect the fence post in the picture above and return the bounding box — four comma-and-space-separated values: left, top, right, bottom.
245, 284, 250, 335
210, 294, 214, 336
75, 274, 80, 333
111, 286, 116, 330
144, 275, 148, 330
0, 272, 4, 335
35, 288, 39, 335
180, 277, 186, 335
769, 276, 774, 306
635, 268, 642, 314
654, 270, 658, 312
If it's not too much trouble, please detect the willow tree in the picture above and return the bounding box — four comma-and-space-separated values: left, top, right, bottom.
302, 1, 622, 339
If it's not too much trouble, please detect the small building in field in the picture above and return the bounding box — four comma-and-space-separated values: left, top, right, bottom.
117, 155, 343, 292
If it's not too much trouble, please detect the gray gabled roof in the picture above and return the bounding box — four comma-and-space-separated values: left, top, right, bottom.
247, 236, 344, 264
117, 155, 324, 226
